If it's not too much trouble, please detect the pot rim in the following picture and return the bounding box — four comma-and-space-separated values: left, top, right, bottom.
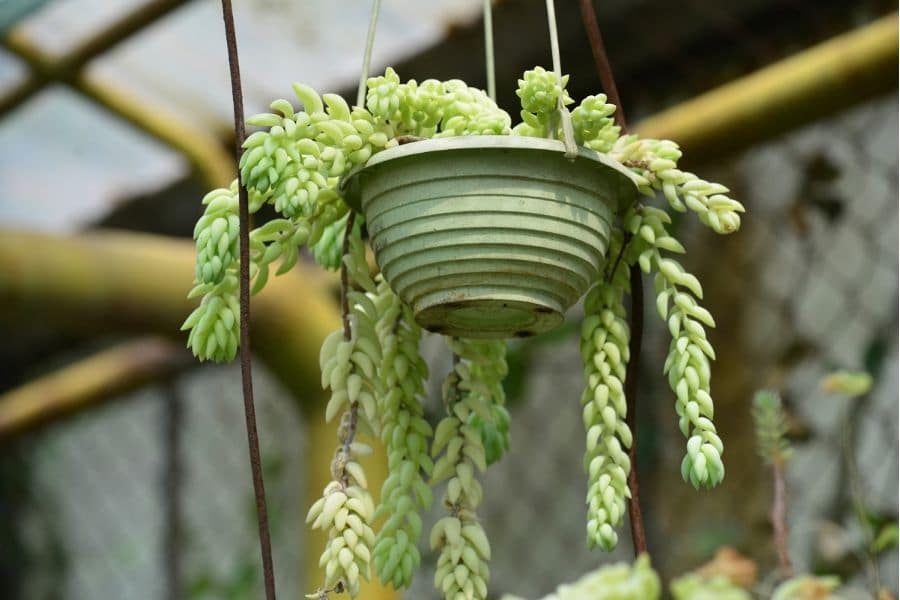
340, 135, 640, 212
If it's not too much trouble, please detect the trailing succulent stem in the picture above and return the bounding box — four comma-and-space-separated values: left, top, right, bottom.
305, 231, 380, 598
429, 338, 507, 600
370, 278, 433, 588
610, 136, 744, 234
623, 204, 726, 490
580, 234, 633, 551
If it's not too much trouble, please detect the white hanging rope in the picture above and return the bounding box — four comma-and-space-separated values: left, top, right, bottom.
355, 0, 575, 156
545, 0, 563, 81
545, 0, 578, 158
484, 0, 496, 101
357, 0, 383, 108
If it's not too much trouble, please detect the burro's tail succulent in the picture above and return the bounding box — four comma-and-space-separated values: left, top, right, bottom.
185, 66, 744, 598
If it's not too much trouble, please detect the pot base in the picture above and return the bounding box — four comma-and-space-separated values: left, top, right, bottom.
415, 295, 564, 339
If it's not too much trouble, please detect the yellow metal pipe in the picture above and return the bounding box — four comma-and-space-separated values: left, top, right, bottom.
2, 30, 234, 190
79, 73, 235, 189
636, 14, 899, 162
0, 336, 189, 438
0, 230, 335, 403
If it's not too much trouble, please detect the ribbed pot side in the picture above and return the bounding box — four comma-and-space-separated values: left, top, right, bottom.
342, 136, 638, 339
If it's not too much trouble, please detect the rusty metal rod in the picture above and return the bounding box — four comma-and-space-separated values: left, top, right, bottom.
219, 1, 277, 595
635, 14, 899, 162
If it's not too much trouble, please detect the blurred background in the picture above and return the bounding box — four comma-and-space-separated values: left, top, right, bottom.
0, 1, 897, 599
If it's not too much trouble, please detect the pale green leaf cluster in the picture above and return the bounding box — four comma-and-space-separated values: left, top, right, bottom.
184, 187, 314, 362
182, 184, 244, 362
182, 272, 240, 363
305, 475, 376, 599
366, 67, 511, 138
512, 67, 575, 139
192, 184, 240, 285
501, 555, 661, 600
429, 338, 507, 600
370, 277, 433, 589
516, 66, 571, 115
248, 214, 311, 292
455, 335, 510, 464
469, 400, 511, 467
611, 136, 745, 234
571, 94, 621, 153
311, 211, 358, 271
241, 85, 389, 217
185, 84, 370, 361
670, 574, 751, 600
306, 233, 382, 598
579, 244, 633, 551
184, 179, 305, 362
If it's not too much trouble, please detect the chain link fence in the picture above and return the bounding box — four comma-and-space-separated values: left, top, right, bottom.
1, 364, 305, 599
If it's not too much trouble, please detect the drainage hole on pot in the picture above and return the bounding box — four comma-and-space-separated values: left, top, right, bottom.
535, 306, 554, 314
514, 330, 535, 338
445, 304, 535, 331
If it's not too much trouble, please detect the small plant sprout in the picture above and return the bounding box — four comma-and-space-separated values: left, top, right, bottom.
753, 390, 794, 575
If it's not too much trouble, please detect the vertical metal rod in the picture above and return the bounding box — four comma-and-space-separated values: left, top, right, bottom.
220, 2, 277, 598
483, 0, 496, 101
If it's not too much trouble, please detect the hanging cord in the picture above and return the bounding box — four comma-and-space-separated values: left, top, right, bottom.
624, 262, 645, 554
544, 0, 577, 158
357, 0, 383, 108
220, 2, 278, 597
483, 0, 496, 101
578, 0, 645, 556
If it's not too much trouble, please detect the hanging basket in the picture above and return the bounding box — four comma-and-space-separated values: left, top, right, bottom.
341, 135, 639, 339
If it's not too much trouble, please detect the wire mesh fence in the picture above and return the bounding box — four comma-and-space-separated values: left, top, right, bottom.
0, 364, 306, 599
